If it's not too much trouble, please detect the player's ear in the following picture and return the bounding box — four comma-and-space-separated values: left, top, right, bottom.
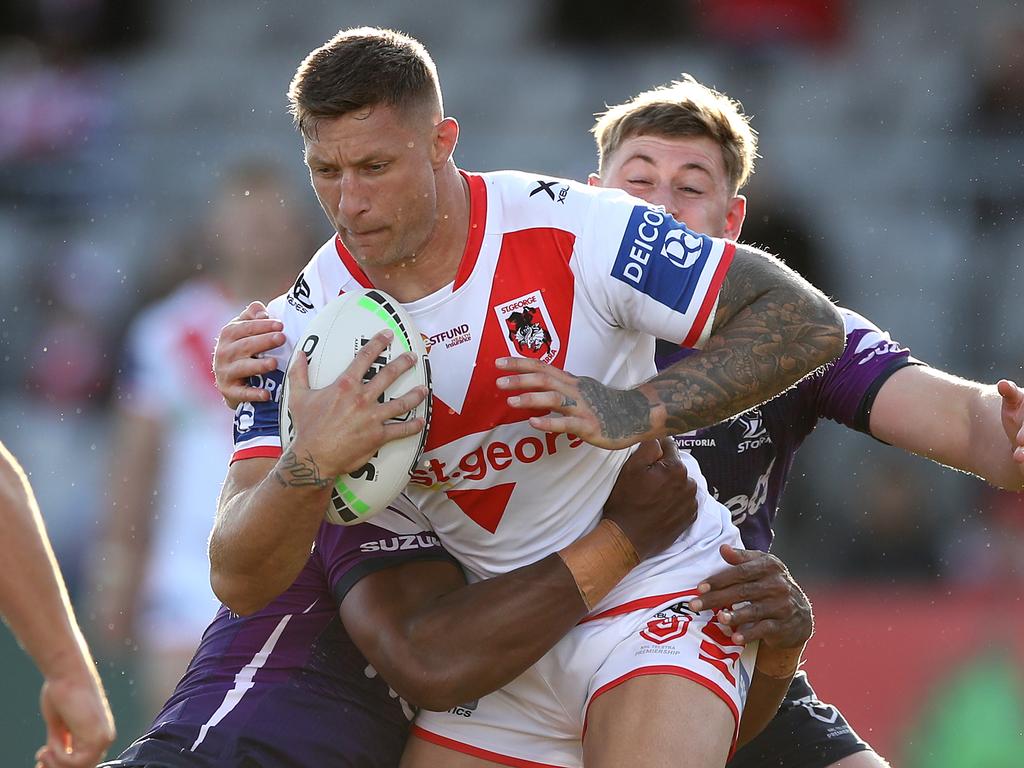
724, 195, 746, 240
587, 173, 602, 187
432, 117, 460, 169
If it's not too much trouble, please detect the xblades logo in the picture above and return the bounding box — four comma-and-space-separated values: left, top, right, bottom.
529, 179, 558, 200
288, 273, 314, 312
529, 179, 570, 204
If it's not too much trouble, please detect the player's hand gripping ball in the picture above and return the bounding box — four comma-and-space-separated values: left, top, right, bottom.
280, 289, 432, 524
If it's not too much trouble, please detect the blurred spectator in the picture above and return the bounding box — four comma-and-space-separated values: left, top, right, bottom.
0, 0, 152, 54
0, 0, 152, 210
87, 160, 313, 717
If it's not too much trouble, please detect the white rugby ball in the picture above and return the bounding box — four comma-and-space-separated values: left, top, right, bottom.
279, 288, 431, 525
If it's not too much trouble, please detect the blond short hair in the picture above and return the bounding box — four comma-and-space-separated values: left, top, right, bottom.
592, 75, 758, 194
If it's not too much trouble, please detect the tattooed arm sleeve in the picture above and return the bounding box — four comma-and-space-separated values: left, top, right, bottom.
641, 244, 845, 436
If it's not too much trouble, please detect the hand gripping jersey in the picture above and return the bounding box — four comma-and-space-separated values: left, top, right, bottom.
104, 499, 452, 767
657, 308, 920, 552
233, 170, 737, 614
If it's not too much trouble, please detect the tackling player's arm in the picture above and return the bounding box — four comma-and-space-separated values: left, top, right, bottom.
209, 334, 427, 615
501, 245, 845, 448
689, 545, 814, 746
340, 439, 698, 711
869, 368, 1024, 490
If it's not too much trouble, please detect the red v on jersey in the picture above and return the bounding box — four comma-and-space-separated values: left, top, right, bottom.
445, 483, 516, 534
426, 225, 577, 450
334, 172, 578, 453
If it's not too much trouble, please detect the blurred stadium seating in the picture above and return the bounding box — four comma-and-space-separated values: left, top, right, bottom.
0, 0, 1020, 763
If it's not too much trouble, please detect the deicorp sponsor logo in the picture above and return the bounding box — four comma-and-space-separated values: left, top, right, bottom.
233, 370, 284, 438
611, 205, 711, 312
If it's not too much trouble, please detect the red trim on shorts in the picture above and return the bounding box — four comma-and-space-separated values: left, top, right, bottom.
681, 240, 735, 348
410, 725, 568, 768
582, 665, 740, 761
230, 446, 282, 464
579, 589, 700, 624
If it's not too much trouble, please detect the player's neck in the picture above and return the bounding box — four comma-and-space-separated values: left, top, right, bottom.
362, 164, 470, 303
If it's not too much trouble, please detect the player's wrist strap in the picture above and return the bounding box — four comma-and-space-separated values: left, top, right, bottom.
557, 519, 640, 611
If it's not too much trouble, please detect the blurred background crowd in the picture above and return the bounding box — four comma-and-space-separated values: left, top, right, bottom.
0, 0, 1021, 764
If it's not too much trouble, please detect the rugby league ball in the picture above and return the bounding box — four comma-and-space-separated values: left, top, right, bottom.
279, 288, 431, 525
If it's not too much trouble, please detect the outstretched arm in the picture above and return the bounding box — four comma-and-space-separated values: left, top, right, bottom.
0, 442, 115, 768
500, 245, 845, 448
869, 368, 1024, 490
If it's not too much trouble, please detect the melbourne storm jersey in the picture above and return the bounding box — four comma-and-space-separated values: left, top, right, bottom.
233, 170, 737, 613
656, 308, 920, 553
106, 500, 452, 767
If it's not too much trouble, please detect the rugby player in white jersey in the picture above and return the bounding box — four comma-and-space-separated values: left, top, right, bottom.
213, 60, 1024, 768
209, 27, 844, 768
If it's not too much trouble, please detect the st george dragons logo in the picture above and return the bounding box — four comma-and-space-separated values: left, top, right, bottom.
494, 290, 559, 364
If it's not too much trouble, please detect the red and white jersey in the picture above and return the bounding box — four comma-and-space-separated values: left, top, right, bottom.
233, 170, 737, 612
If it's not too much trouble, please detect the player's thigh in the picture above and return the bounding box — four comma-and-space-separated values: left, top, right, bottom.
400, 734, 507, 768
583, 674, 734, 768
828, 752, 891, 768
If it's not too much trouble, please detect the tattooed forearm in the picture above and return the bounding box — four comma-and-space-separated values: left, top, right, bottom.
274, 448, 331, 489
577, 377, 653, 440
649, 246, 844, 435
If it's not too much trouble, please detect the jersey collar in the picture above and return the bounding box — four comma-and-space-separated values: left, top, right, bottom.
334, 170, 488, 293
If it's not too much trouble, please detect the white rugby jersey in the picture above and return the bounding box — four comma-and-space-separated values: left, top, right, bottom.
233, 170, 738, 612
121, 279, 235, 643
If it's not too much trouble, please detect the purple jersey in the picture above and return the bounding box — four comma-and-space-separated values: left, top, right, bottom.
106, 498, 452, 767
656, 308, 920, 552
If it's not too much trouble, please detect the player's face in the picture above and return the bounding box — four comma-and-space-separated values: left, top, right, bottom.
304, 103, 448, 270
592, 134, 745, 240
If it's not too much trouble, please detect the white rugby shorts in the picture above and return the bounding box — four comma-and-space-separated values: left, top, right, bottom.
413, 588, 757, 768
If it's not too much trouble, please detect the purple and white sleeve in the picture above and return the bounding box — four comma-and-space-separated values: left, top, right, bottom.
811, 307, 923, 434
